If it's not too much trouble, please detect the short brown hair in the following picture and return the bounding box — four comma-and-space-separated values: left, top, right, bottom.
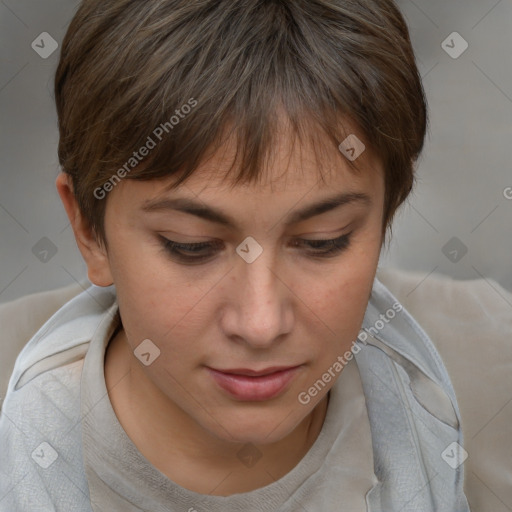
55, 0, 428, 248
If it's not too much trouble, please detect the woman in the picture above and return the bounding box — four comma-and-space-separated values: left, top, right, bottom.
0, 1, 470, 510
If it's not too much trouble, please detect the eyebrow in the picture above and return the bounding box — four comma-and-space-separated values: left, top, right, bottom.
140, 191, 372, 229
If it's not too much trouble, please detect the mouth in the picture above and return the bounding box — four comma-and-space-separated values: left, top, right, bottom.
214, 366, 299, 377
206, 365, 302, 401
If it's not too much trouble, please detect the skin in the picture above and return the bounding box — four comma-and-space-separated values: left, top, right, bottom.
56, 122, 385, 496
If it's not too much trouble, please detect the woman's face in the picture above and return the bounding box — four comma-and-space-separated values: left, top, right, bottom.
100, 126, 385, 446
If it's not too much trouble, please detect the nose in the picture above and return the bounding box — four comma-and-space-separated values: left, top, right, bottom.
221, 250, 294, 349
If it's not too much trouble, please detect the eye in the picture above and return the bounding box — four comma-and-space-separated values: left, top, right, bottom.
159, 233, 353, 264
292, 233, 352, 257
159, 237, 221, 264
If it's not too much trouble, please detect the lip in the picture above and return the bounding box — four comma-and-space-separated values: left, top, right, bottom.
215, 366, 298, 377
206, 365, 301, 401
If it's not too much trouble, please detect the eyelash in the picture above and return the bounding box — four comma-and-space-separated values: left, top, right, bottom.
159, 233, 352, 264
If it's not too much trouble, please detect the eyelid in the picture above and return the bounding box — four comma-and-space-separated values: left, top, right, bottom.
297, 219, 356, 238
158, 232, 353, 265
157, 222, 354, 241
157, 229, 352, 245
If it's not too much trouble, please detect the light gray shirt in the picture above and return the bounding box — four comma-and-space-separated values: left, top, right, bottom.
0, 285, 377, 511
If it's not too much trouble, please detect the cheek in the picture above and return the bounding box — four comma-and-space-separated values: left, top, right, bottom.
115, 274, 211, 349
301, 246, 379, 356
106, 241, 211, 347
308, 273, 371, 346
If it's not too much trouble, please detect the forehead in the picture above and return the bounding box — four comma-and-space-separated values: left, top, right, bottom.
162, 116, 383, 196
110, 115, 385, 217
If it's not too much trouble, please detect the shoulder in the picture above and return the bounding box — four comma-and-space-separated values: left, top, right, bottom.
0, 280, 85, 398
0, 284, 118, 511
0, 359, 91, 511
377, 267, 512, 510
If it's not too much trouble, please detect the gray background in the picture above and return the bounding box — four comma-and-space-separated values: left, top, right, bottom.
1, 0, 511, 304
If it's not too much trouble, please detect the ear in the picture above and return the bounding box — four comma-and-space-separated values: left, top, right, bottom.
55, 172, 114, 287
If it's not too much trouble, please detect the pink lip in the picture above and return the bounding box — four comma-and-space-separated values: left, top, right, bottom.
215, 366, 298, 377
207, 366, 301, 401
